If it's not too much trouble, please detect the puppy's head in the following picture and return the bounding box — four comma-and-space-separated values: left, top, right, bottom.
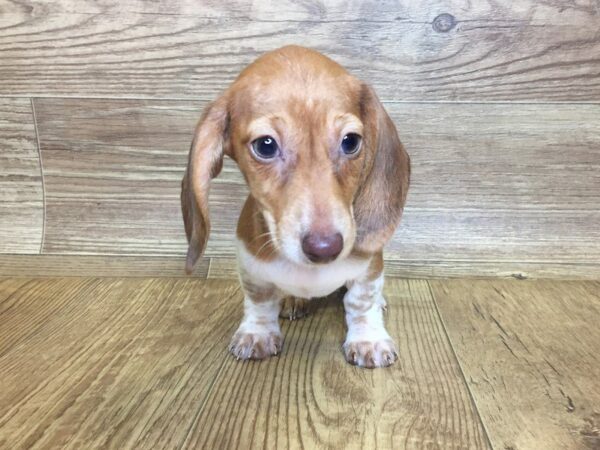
182, 46, 409, 272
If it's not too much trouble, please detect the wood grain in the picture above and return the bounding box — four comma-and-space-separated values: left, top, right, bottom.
207, 257, 239, 279
431, 279, 600, 450
4, 255, 599, 280
0, 278, 32, 301
0, 278, 243, 449
209, 257, 600, 281
1, 1, 600, 100
182, 279, 490, 449
33, 98, 600, 278
0, 277, 490, 449
390, 103, 600, 272
0, 254, 208, 278
0, 98, 43, 254
383, 259, 600, 281
3, 277, 600, 448
33, 98, 244, 257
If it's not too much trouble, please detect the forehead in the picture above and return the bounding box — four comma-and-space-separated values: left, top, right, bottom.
230, 48, 362, 124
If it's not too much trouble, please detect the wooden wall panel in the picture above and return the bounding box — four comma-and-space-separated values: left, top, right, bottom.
33, 98, 600, 277
0, 98, 43, 254
34, 98, 246, 257
388, 103, 600, 272
0, 255, 209, 278
1, 1, 599, 101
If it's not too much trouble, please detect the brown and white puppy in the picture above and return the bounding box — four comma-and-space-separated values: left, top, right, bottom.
181, 46, 410, 368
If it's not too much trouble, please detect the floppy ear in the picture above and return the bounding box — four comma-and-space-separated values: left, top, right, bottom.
181, 95, 229, 273
353, 83, 410, 253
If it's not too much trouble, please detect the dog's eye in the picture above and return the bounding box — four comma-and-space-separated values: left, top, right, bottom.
251, 136, 279, 160
341, 133, 362, 155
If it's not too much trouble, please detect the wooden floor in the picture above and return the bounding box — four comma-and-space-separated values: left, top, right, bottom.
0, 278, 598, 450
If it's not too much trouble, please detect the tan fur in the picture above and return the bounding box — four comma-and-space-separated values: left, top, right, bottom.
181, 96, 230, 273
353, 85, 411, 253
239, 275, 277, 304
236, 196, 277, 262
366, 251, 384, 281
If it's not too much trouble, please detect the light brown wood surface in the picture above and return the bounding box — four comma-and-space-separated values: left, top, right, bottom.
29, 99, 600, 278
2, 277, 599, 449
4, 255, 600, 281
0, 278, 242, 449
0, 254, 209, 278
0, 98, 43, 254
181, 279, 489, 449
0, 277, 491, 449
431, 279, 600, 450
1, 1, 599, 101
33, 99, 202, 256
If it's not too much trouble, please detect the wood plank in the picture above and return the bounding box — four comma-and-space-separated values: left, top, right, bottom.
431, 279, 600, 450
34, 97, 241, 257
0, 278, 32, 302
0, 278, 242, 449
0, 277, 490, 449
390, 103, 600, 271
182, 279, 490, 449
4, 255, 599, 279
207, 257, 238, 279
0, 98, 43, 254
209, 257, 600, 281
4, 0, 600, 23
0, 255, 209, 278
383, 259, 600, 281
34, 98, 600, 278
2, 1, 600, 100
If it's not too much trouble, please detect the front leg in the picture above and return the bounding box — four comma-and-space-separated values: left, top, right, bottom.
229, 277, 284, 360
343, 254, 397, 368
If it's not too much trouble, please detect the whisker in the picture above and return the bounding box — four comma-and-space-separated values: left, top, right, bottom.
248, 231, 273, 245
255, 237, 274, 257
255, 231, 279, 259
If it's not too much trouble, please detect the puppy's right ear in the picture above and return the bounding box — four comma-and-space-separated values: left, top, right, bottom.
181, 95, 229, 274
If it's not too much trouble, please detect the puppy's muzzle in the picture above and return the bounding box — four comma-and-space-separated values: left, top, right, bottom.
301, 232, 344, 263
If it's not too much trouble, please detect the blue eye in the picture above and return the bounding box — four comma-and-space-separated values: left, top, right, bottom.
341, 133, 362, 155
251, 136, 279, 160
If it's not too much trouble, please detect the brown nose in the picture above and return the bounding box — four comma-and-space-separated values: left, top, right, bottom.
302, 232, 344, 263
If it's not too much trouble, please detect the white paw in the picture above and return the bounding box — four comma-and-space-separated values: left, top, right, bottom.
343, 338, 398, 368
229, 330, 283, 360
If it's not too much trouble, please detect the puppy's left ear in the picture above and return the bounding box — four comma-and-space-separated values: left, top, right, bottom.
353, 83, 410, 252
181, 94, 230, 273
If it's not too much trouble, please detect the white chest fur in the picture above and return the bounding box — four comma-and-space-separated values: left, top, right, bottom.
237, 241, 370, 299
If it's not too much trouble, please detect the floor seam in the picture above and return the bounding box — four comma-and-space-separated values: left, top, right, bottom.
30, 98, 46, 254
177, 286, 240, 449
425, 279, 496, 450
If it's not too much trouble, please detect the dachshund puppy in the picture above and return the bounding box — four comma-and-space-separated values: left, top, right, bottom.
181, 46, 410, 368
